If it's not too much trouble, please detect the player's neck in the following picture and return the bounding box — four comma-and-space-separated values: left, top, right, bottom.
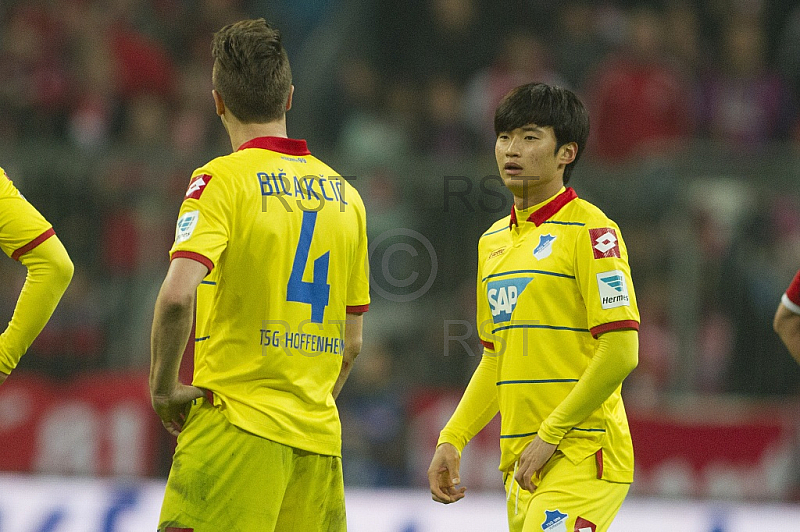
225, 116, 289, 152
513, 179, 564, 211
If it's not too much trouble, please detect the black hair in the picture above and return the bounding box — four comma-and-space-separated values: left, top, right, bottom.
494, 83, 589, 183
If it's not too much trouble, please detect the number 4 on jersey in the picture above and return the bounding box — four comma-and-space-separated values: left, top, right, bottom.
287, 211, 331, 323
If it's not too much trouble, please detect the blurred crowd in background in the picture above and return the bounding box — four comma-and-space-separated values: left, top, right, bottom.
2, 0, 800, 487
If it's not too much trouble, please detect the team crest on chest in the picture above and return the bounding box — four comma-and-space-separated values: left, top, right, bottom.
533, 233, 556, 260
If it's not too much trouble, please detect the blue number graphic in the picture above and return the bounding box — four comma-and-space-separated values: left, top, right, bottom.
287, 211, 331, 323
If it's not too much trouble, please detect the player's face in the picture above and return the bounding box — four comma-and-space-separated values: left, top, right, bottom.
495, 124, 571, 204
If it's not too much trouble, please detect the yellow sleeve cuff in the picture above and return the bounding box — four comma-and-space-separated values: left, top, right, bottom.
0, 236, 73, 372
438, 348, 500, 453
539, 329, 638, 444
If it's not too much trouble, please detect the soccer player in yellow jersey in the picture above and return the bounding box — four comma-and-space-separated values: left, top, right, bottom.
0, 168, 73, 386
150, 19, 369, 532
428, 83, 639, 532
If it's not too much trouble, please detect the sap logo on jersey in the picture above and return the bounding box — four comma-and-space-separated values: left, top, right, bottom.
597, 269, 630, 309
487, 277, 532, 323
175, 210, 199, 243
541, 509, 568, 532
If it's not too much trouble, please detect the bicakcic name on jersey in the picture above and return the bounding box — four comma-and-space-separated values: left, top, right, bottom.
260, 328, 344, 355
258, 171, 348, 205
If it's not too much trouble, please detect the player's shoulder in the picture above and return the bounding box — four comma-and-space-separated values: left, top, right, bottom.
566, 196, 618, 229
478, 217, 511, 254
0, 167, 22, 199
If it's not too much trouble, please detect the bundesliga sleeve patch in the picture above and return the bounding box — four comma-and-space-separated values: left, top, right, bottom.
589, 227, 620, 259
597, 270, 630, 309
175, 210, 199, 243
185, 174, 212, 200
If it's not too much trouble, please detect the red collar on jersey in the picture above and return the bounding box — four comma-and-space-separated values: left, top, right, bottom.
237, 136, 311, 155
509, 187, 578, 229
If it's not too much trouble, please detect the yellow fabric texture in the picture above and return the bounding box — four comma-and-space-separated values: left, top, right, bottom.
504, 451, 629, 532
440, 187, 638, 483
0, 236, 73, 373
169, 137, 370, 457
0, 168, 52, 259
159, 397, 346, 532
0, 167, 73, 374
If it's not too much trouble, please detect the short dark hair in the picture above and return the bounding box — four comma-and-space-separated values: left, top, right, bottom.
494, 83, 589, 183
211, 19, 292, 123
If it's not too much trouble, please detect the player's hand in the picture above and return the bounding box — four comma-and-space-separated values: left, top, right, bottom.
151, 383, 205, 437
0, 371, 7, 386
428, 442, 466, 504
515, 436, 557, 492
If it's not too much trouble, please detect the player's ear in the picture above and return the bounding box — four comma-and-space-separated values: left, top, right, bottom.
212, 89, 225, 117
559, 142, 577, 166
286, 85, 294, 112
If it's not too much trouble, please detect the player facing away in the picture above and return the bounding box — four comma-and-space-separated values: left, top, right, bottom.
774, 270, 800, 363
0, 167, 73, 386
150, 19, 369, 532
428, 83, 639, 532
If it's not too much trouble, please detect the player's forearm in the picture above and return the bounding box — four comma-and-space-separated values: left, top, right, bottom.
0, 236, 73, 374
538, 329, 638, 445
438, 349, 500, 452
150, 291, 194, 396
333, 313, 363, 399
774, 303, 800, 364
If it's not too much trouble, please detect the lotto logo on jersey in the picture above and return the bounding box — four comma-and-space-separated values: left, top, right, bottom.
597, 270, 630, 309
185, 174, 212, 200
487, 277, 532, 323
589, 228, 620, 259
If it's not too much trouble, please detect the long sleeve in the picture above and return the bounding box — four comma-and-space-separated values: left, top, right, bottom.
437, 349, 500, 453
0, 236, 73, 374
537, 329, 638, 445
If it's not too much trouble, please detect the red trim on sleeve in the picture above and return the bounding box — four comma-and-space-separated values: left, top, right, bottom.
786, 270, 800, 307
346, 304, 369, 314
480, 339, 495, 350
12, 227, 55, 261
595, 449, 604, 479
171, 251, 214, 272
589, 320, 639, 338
237, 136, 311, 155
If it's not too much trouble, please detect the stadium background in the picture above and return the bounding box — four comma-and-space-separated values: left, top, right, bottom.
2, 0, 800, 529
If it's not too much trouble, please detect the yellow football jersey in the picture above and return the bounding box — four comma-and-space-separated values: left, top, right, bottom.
0, 167, 54, 260
477, 187, 639, 482
170, 137, 370, 457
